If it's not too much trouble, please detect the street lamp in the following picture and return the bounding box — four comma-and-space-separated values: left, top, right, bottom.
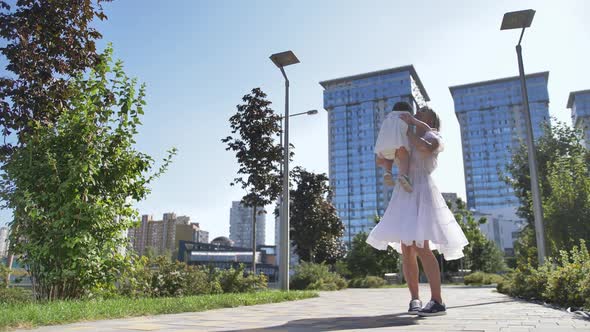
270, 50, 300, 291
501, 9, 546, 265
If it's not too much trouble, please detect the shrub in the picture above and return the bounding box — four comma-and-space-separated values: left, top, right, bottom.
0, 287, 32, 305
218, 266, 267, 293
119, 256, 266, 298
348, 276, 387, 288
290, 262, 347, 291
543, 241, 590, 308
464, 271, 504, 285
497, 239, 590, 310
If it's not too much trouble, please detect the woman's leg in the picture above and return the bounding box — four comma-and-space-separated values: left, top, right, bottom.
415, 241, 443, 303
401, 243, 419, 300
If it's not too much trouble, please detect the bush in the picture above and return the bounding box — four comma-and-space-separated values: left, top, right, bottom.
348, 276, 386, 288
464, 272, 505, 285
497, 239, 590, 310
119, 256, 266, 298
218, 266, 267, 293
290, 262, 347, 291
0, 287, 32, 304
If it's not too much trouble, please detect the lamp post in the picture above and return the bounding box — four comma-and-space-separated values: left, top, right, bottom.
270, 50, 300, 291
501, 9, 546, 265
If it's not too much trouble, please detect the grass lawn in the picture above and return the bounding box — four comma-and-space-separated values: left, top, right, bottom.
0, 290, 317, 331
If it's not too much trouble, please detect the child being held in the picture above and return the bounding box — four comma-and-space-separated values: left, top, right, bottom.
374, 101, 413, 192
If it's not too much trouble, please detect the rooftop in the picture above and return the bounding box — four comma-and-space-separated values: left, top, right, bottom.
566, 89, 590, 109
319, 65, 430, 102
449, 71, 549, 96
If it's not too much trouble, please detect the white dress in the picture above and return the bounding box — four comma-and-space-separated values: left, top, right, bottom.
374, 111, 411, 159
366, 131, 469, 260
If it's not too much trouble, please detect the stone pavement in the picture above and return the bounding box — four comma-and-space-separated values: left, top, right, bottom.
19, 285, 590, 332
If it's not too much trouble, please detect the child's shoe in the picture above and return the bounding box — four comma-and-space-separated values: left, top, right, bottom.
384, 171, 395, 187
398, 175, 413, 193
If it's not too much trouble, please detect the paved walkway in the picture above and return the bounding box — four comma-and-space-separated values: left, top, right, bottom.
20, 285, 590, 332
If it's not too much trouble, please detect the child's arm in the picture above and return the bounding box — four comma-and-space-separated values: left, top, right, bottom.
399, 113, 433, 132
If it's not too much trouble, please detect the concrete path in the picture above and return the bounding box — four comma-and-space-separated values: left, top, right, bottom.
19, 285, 590, 332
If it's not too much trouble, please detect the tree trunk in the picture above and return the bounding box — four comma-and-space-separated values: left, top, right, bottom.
5, 253, 14, 288
252, 205, 257, 275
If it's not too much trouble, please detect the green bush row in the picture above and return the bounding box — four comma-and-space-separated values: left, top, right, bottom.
117, 256, 267, 298
463, 271, 505, 285
497, 239, 590, 310
348, 276, 387, 288
290, 262, 347, 291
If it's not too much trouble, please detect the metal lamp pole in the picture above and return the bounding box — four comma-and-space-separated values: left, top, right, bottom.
270, 51, 300, 291
501, 9, 546, 265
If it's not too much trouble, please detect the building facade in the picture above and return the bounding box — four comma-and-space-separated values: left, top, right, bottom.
229, 201, 266, 248
567, 90, 590, 149
127, 213, 205, 256
450, 72, 549, 212
320, 66, 430, 245
0, 226, 8, 257
450, 72, 550, 253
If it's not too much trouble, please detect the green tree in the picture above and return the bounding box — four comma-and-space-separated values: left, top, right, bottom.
0, 47, 176, 300
452, 199, 507, 273
346, 216, 399, 278
222, 88, 283, 273
289, 168, 345, 264
503, 122, 590, 265
0, 0, 112, 156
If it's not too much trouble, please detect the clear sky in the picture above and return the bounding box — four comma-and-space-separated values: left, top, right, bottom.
1, 0, 589, 243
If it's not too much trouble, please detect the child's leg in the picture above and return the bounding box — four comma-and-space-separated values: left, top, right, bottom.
395, 147, 413, 192
394, 147, 410, 176
376, 154, 395, 186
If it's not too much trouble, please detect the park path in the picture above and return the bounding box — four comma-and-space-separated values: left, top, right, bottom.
19, 285, 590, 332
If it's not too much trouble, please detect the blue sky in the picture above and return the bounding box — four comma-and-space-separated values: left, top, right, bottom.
1, 0, 589, 243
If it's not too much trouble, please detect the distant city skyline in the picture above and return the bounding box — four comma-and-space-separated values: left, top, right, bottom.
1, 1, 588, 243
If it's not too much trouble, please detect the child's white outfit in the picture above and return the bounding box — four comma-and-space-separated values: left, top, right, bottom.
374, 111, 410, 159
367, 130, 469, 260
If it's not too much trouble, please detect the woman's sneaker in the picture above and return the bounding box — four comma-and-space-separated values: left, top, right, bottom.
398, 174, 413, 193
408, 299, 422, 314
417, 300, 446, 317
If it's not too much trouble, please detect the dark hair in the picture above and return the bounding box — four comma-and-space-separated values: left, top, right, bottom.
419, 106, 441, 131
392, 101, 412, 112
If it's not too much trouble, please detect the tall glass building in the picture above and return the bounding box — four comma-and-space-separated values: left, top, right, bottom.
320, 66, 429, 245
449, 72, 550, 252
567, 90, 590, 149
449, 72, 550, 212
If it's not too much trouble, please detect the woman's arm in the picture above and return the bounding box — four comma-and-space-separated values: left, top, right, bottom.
407, 130, 440, 153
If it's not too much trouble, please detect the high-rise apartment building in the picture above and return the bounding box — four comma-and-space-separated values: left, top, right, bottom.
229, 201, 266, 248
567, 90, 590, 149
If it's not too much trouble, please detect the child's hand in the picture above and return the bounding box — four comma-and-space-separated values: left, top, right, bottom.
399, 112, 415, 125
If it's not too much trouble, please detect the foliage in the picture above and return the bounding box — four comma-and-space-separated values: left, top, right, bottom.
348, 276, 387, 288
290, 261, 347, 291
452, 199, 507, 273
503, 121, 590, 265
0, 47, 176, 300
0, 263, 8, 287
463, 271, 504, 285
498, 239, 590, 310
222, 87, 284, 211
346, 231, 399, 278
333, 260, 352, 279
289, 167, 345, 264
119, 256, 266, 298
0, 0, 112, 156
0, 287, 32, 305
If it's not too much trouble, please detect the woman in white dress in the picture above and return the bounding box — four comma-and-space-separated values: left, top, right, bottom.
367, 107, 469, 317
